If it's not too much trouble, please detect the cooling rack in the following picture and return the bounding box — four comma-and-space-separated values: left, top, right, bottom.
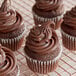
6, 0, 76, 76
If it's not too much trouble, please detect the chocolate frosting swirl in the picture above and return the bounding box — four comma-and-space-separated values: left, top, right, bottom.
64, 6, 76, 29
26, 21, 58, 55
0, 0, 23, 33
0, 44, 17, 76
35, 0, 63, 11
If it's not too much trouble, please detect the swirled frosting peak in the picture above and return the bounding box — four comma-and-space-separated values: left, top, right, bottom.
30, 21, 52, 42
0, 45, 17, 75
35, 0, 62, 11
0, 0, 11, 12
0, 0, 17, 31
26, 21, 58, 54
64, 6, 76, 29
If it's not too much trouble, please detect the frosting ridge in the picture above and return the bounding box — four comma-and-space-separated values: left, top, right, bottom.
0, 44, 16, 75
64, 6, 76, 29
26, 21, 58, 54
0, 0, 23, 33
35, 0, 63, 11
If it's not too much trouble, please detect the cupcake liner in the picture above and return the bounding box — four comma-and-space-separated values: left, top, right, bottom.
9, 65, 20, 76
25, 45, 62, 74
61, 29, 76, 51
33, 11, 64, 29
0, 28, 26, 51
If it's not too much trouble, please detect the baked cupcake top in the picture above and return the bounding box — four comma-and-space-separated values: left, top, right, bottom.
0, 44, 17, 76
61, 6, 76, 36
0, 0, 24, 33
33, 0, 64, 18
25, 21, 60, 61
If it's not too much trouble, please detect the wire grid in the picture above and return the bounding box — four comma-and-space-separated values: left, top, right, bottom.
8, 0, 76, 76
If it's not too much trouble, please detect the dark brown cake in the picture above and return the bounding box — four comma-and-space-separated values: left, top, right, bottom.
61, 6, 76, 51
25, 21, 62, 74
32, 0, 64, 30
0, 44, 20, 76
0, 0, 26, 51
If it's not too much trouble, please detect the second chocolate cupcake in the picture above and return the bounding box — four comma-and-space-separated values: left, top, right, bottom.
61, 6, 76, 51
0, 0, 26, 51
32, 0, 64, 30
25, 21, 62, 74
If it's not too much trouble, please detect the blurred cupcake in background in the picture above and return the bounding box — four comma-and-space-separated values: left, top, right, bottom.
32, 0, 64, 30
61, 6, 76, 51
0, 0, 26, 51
25, 21, 62, 75
0, 44, 20, 76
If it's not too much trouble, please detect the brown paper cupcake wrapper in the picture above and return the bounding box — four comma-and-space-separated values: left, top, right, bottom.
0, 29, 26, 51
25, 46, 62, 74
8, 65, 20, 76
33, 11, 64, 29
61, 30, 76, 51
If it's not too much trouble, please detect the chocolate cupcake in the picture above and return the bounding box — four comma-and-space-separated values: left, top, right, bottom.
61, 6, 76, 51
0, 0, 26, 51
0, 44, 20, 76
25, 21, 62, 74
32, 0, 64, 30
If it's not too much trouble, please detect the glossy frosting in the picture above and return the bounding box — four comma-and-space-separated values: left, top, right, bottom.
0, 0, 23, 33
26, 21, 59, 55
0, 45, 17, 76
61, 6, 76, 36
64, 7, 76, 29
35, 0, 63, 11
33, 0, 64, 18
